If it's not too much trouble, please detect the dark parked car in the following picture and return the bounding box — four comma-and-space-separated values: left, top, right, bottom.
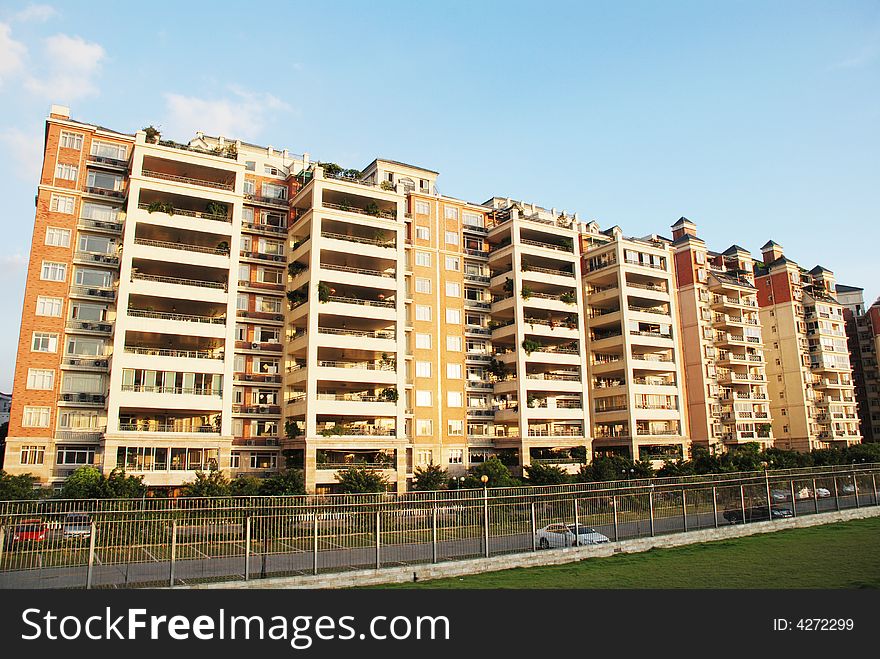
723, 506, 793, 524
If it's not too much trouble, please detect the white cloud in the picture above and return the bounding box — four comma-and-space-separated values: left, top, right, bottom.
162, 87, 291, 142
0, 127, 44, 181
0, 22, 27, 86
14, 4, 58, 22
25, 33, 105, 101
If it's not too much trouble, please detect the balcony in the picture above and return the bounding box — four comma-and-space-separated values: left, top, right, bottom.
69, 286, 116, 301
326, 295, 395, 309
320, 230, 396, 249
131, 272, 227, 291
74, 251, 119, 267
317, 327, 395, 340
59, 392, 106, 405
317, 359, 396, 372
232, 404, 281, 415
127, 308, 226, 325
246, 193, 289, 209
242, 221, 287, 236
66, 320, 112, 334
121, 384, 221, 396
321, 263, 396, 279
323, 200, 396, 220
136, 237, 230, 256
136, 202, 230, 223
78, 217, 123, 234
124, 346, 223, 360
84, 185, 125, 200
143, 169, 233, 191
62, 357, 109, 370
520, 238, 574, 254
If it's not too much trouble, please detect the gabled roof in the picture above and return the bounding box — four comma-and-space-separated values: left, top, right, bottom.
710, 271, 756, 290
722, 244, 750, 256
835, 284, 864, 293
809, 265, 832, 275
760, 240, 782, 250
671, 216, 696, 228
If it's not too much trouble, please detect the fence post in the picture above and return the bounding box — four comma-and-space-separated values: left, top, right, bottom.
812, 478, 819, 514
169, 520, 177, 588
833, 477, 840, 511
530, 502, 537, 551
790, 479, 797, 517
612, 496, 619, 541
244, 517, 251, 581
764, 469, 773, 519
740, 485, 746, 523
0, 526, 5, 572
712, 487, 718, 528
312, 513, 319, 576
372, 511, 380, 570
86, 521, 96, 589
873, 474, 878, 506
681, 487, 688, 532
853, 474, 860, 509
431, 505, 438, 564
483, 488, 490, 558
648, 490, 655, 537
574, 499, 580, 546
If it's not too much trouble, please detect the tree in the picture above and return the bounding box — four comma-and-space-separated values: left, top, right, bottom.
335, 466, 390, 493
230, 476, 262, 496
260, 469, 305, 495
525, 463, 571, 485
59, 466, 145, 499
181, 469, 231, 497
0, 470, 41, 500
412, 464, 449, 491
103, 468, 147, 498
465, 457, 518, 488
576, 456, 654, 482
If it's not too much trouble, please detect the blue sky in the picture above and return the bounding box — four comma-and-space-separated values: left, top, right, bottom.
0, 0, 878, 391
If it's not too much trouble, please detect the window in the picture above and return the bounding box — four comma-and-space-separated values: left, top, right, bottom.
243, 179, 256, 195
231, 452, 241, 468
416, 390, 432, 406
446, 309, 461, 324
91, 141, 127, 160
22, 407, 51, 428
415, 278, 432, 294
415, 305, 432, 321
445, 231, 459, 245
447, 391, 463, 407
262, 182, 286, 200
45, 227, 71, 248
78, 234, 112, 254
40, 261, 67, 282
416, 226, 430, 241
257, 297, 282, 314
448, 420, 464, 436
445, 282, 461, 297
36, 296, 63, 317
463, 212, 483, 227
56, 445, 96, 465
60, 131, 84, 149
446, 335, 462, 352
87, 171, 123, 191
236, 293, 249, 312
264, 164, 283, 176
415, 362, 432, 378
445, 256, 460, 271
415, 200, 431, 215
448, 449, 463, 464
62, 372, 104, 393
415, 333, 432, 349
697, 269, 707, 282
27, 369, 55, 390
81, 203, 119, 222
415, 251, 431, 267
70, 302, 105, 321
55, 164, 78, 181
416, 450, 433, 465
20, 446, 45, 465
241, 207, 255, 224
258, 267, 283, 285
447, 364, 462, 379
416, 419, 433, 436
245, 161, 256, 171
75, 268, 112, 287
50, 194, 75, 214
66, 336, 103, 356
444, 206, 459, 220
695, 251, 706, 264
32, 332, 59, 353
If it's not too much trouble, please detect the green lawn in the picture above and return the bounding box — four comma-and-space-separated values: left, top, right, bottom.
372, 516, 880, 589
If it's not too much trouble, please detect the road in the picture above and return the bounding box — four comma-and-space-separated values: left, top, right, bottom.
0, 492, 866, 589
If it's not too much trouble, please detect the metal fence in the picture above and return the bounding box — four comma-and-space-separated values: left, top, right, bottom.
0, 463, 878, 589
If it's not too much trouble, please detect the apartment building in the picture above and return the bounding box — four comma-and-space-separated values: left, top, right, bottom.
671, 218, 772, 452
836, 285, 880, 441
754, 242, 861, 450
580, 224, 689, 463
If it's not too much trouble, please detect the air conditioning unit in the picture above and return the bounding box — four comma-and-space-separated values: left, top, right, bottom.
251, 342, 260, 349
245, 439, 256, 446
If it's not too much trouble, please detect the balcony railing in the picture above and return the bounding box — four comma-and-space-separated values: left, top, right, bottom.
142, 169, 233, 191
131, 272, 227, 290
242, 221, 287, 235
318, 426, 396, 436
55, 429, 105, 441
235, 373, 282, 383
630, 354, 673, 363
62, 357, 109, 369
320, 230, 395, 249
69, 286, 115, 300
626, 281, 667, 293
321, 263, 395, 279
630, 330, 673, 339
122, 384, 221, 396
317, 327, 395, 340
636, 428, 679, 436
317, 360, 396, 371
124, 346, 222, 360
327, 295, 395, 309
66, 320, 112, 333
525, 373, 581, 381
59, 393, 105, 404
323, 201, 396, 220
127, 308, 226, 324
84, 186, 125, 199
527, 428, 584, 437
118, 423, 218, 433
520, 238, 573, 253
240, 250, 285, 263
628, 305, 669, 316
136, 202, 230, 222
74, 251, 119, 266
245, 193, 288, 207
135, 237, 230, 256
524, 265, 575, 278
78, 218, 123, 233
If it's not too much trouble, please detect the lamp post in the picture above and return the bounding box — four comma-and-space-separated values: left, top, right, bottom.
481, 475, 489, 557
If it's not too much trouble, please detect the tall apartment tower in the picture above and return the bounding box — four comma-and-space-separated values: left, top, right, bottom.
754, 242, 861, 450
670, 218, 773, 452
836, 285, 880, 441
580, 223, 689, 463
484, 200, 591, 472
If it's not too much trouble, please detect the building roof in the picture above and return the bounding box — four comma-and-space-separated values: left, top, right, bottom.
365, 158, 439, 175
722, 244, 750, 256
836, 284, 864, 293
760, 240, 781, 250
809, 265, 832, 275
710, 271, 756, 290
671, 216, 696, 228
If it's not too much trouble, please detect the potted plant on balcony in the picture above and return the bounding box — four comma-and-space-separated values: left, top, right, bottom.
503, 277, 514, 294
216, 241, 229, 254
521, 285, 533, 300
205, 201, 228, 218
320, 424, 346, 437
521, 258, 531, 272
380, 387, 399, 402
143, 125, 160, 144
489, 358, 509, 381
380, 180, 395, 191
287, 290, 306, 308
284, 420, 302, 440
564, 314, 578, 330
317, 282, 331, 303
521, 338, 542, 355
365, 202, 380, 217
146, 201, 175, 215
560, 290, 577, 305
288, 261, 306, 277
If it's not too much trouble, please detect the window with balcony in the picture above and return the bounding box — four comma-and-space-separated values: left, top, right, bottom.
82, 202, 120, 222
87, 171, 124, 192
70, 302, 105, 321
256, 297, 282, 314
75, 268, 112, 287
91, 141, 127, 160
78, 234, 113, 254
62, 373, 104, 394
262, 182, 287, 200
243, 179, 256, 195
67, 336, 104, 356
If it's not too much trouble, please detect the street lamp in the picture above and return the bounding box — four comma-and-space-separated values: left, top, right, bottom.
480, 474, 489, 488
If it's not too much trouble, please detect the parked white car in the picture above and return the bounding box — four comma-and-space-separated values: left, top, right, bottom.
535, 523, 610, 549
